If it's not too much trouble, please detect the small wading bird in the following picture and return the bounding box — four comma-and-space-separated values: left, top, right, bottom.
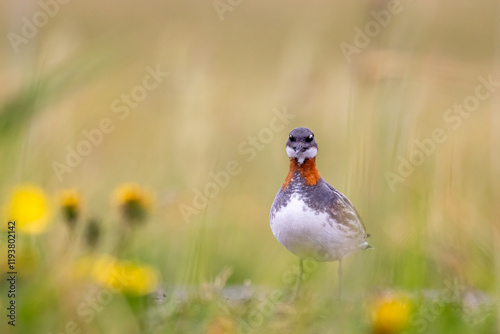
270, 127, 372, 300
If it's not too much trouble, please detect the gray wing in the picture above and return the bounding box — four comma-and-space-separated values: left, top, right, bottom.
324, 183, 370, 238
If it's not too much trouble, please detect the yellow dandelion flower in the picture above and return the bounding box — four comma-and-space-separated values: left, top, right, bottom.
5, 185, 50, 234
60, 189, 82, 225
113, 183, 153, 222
90, 255, 117, 282
371, 294, 411, 334
73, 255, 160, 296
110, 261, 160, 296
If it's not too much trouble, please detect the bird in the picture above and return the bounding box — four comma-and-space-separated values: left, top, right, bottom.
270, 127, 372, 300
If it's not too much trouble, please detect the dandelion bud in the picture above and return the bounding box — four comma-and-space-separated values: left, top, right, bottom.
113, 184, 153, 224
60, 189, 82, 227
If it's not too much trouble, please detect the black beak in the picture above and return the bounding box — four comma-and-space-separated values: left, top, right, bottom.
295, 145, 304, 153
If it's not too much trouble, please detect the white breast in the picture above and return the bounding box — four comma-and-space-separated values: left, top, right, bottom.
270, 194, 366, 262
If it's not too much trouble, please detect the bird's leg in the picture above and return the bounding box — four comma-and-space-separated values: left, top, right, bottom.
291, 258, 304, 302
337, 259, 342, 301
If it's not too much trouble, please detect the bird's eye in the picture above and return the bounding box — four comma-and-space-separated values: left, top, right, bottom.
289, 135, 295, 141
305, 134, 314, 142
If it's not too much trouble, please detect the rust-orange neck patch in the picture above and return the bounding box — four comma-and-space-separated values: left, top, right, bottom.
282, 157, 321, 189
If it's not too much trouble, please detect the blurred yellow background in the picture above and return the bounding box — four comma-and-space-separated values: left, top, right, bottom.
1, 0, 499, 333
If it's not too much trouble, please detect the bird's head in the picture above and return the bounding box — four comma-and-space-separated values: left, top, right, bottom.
286, 127, 318, 164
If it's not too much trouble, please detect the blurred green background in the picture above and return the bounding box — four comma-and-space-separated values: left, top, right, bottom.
1, 0, 499, 333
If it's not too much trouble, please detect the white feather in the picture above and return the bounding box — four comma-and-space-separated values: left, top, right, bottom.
286, 147, 317, 164
270, 194, 365, 262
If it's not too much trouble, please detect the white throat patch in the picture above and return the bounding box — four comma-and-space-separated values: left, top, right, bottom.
286, 147, 317, 164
